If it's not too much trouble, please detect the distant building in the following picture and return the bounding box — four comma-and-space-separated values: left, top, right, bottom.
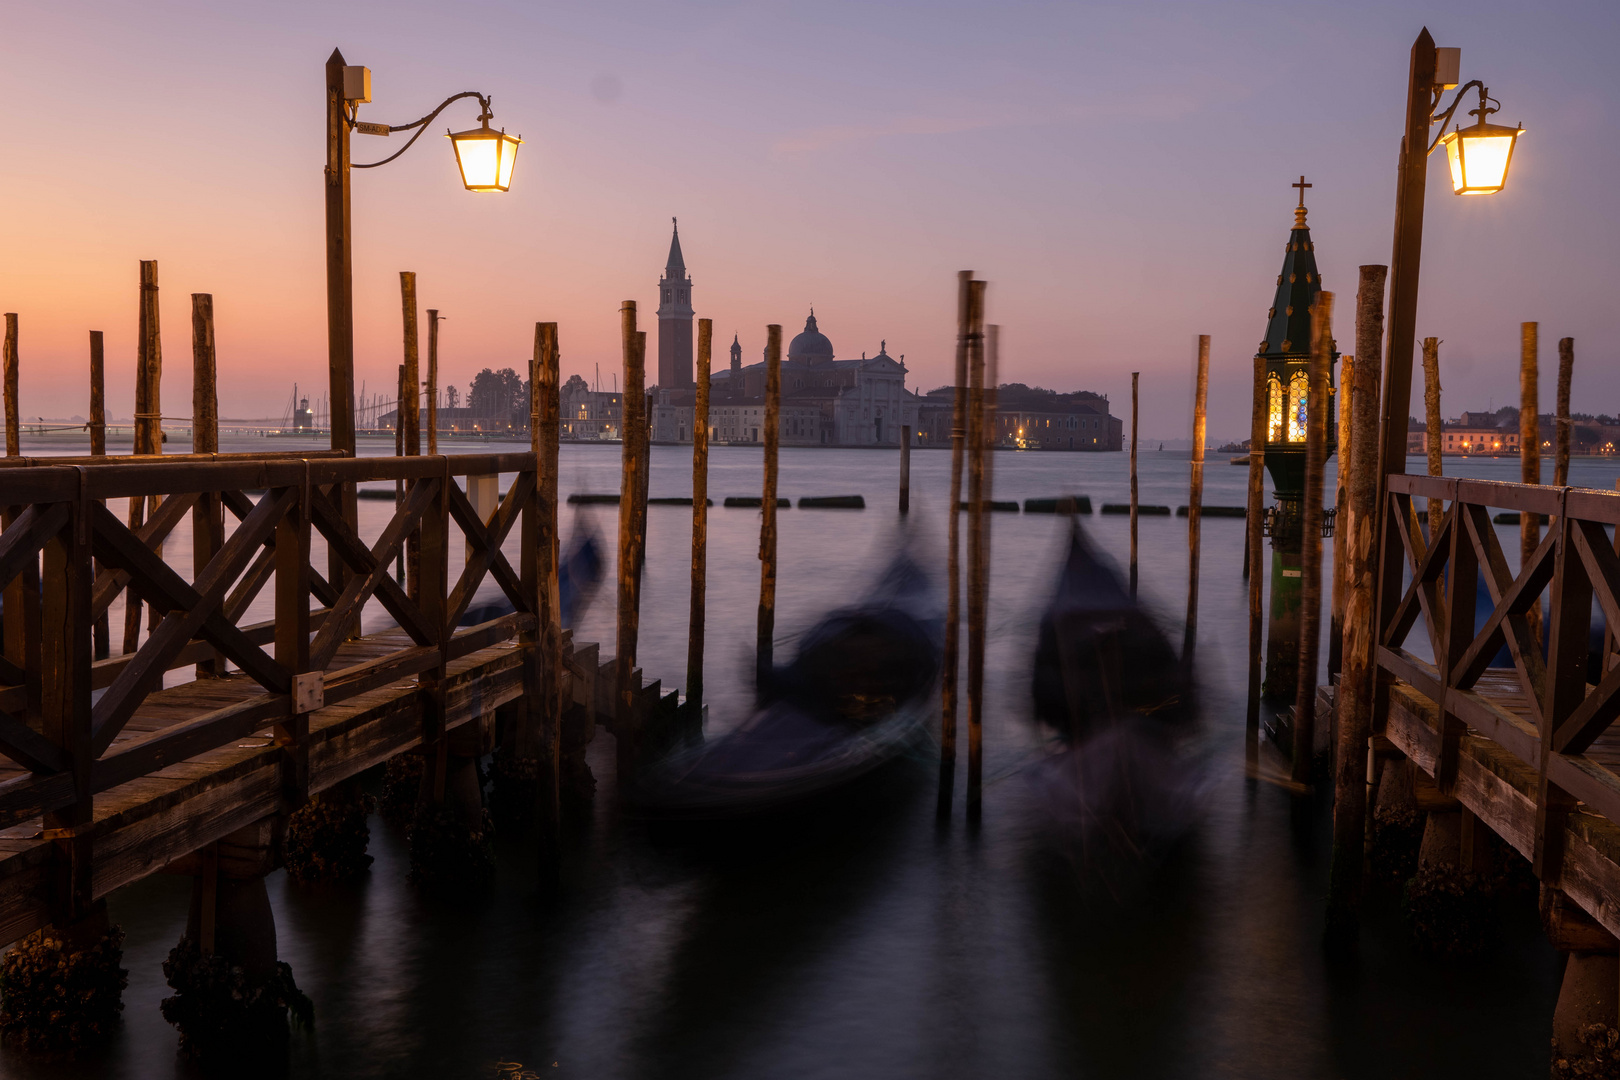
657, 219, 695, 390
561, 375, 622, 440
915, 384, 1121, 451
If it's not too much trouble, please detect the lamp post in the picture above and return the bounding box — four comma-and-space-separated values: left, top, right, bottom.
324, 48, 521, 462
323, 48, 519, 637
1373, 30, 1522, 657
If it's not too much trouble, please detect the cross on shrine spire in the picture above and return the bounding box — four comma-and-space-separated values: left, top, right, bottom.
1292, 175, 1311, 227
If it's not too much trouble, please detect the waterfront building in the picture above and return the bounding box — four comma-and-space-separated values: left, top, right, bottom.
651, 312, 919, 446
914, 385, 1121, 450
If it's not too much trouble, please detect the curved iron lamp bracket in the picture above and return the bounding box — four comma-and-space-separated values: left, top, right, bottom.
1427, 80, 1500, 155
350, 91, 494, 170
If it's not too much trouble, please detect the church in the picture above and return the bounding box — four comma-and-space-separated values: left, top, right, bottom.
647, 221, 920, 446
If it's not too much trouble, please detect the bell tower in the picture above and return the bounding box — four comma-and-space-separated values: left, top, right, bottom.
657, 218, 694, 389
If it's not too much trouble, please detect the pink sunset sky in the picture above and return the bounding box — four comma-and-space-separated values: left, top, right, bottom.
2, 0, 1617, 441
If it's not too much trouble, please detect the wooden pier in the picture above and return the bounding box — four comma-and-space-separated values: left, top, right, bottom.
0, 449, 673, 947
1370, 473, 1620, 941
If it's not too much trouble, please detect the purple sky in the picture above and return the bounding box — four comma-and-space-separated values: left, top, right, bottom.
3, 0, 1616, 440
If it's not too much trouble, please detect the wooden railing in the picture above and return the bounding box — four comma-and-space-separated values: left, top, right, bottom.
1378, 473, 1620, 878
0, 452, 552, 849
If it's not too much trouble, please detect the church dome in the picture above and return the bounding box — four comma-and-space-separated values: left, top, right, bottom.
788, 311, 834, 362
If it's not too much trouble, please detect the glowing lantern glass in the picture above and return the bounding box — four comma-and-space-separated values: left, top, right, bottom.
447, 121, 522, 192
1441, 118, 1522, 195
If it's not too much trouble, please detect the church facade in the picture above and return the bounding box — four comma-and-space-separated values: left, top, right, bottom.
645, 221, 920, 446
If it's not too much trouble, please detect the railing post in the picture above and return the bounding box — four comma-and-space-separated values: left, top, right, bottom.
192, 294, 224, 678
42, 478, 93, 923
1536, 494, 1590, 881
274, 472, 313, 809
1437, 487, 1475, 793
419, 462, 451, 802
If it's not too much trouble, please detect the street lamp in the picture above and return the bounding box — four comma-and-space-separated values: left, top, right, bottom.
325, 48, 521, 465
1433, 81, 1523, 195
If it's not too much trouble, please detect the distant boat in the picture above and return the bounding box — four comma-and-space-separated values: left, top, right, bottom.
640, 553, 941, 816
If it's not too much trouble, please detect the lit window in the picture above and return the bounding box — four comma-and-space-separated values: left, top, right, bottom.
1267, 375, 1284, 443
1287, 371, 1308, 442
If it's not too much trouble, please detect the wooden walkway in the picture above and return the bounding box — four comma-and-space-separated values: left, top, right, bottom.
0, 626, 552, 945
1373, 474, 1620, 941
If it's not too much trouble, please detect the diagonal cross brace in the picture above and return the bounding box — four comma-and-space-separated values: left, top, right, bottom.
445, 472, 533, 628
306, 479, 439, 669
88, 492, 294, 755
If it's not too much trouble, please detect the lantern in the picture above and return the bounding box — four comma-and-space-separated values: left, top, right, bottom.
448, 119, 522, 192
1441, 116, 1522, 195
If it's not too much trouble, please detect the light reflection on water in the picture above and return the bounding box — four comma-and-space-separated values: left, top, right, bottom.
5, 432, 1603, 1079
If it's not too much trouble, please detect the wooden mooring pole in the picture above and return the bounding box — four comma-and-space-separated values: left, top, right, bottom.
1325, 265, 1387, 945
1422, 337, 1443, 539
191, 294, 223, 677
3, 313, 16, 456
939, 271, 973, 812
616, 302, 646, 783
965, 311, 991, 819
90, 330, 109, 660
756, 324, 782, 693
1245, 352, 1267, 755
427, 308, 440, 455
1520, 322, 1541, 652
401, 273, 421, 603
394, 364, 406, 586
688, 319, 711, 733
1291, 293, 1333, 787
1329, 356, 1353, 679
534, 321, 562, 859
1182, 335, 1210, 672
899, 424, 911, 514
1555, 338, 1574, 488
1130, 371, 1140, 597
125, 261, 164, 653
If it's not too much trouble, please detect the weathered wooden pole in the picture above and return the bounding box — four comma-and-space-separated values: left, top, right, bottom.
2, 313, 16, 456
1182, 335, 1210, 672
1130, 371, 1140, 596
426, 308, 440, 455
124, 261, 165, 653
1246, 352, 1268, 750
401, 274, 422, 603
89, 331, 109, 660
1291, 293, 1334, 787
1329, 356, 1354, 679
1324, 264, 1388, 946
394, 364, 406, 586
136, 261, 163, 457
615, 301, 646, 783
1520, 322, 1541, 651
88, 332, 105, 457
1555, 337, 1573, 487
401, 273, 421, 457
1422, 336, 1443, 539
534, 321, 562, 859
688, 319, 711, 731
965, 306, 990, 819
756, 324, 782, 693
191, 294, 223, 677
940, 271, 973, 809
899, 425, 911, 514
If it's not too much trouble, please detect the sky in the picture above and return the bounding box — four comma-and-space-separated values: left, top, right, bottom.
2, 0, 1617, 441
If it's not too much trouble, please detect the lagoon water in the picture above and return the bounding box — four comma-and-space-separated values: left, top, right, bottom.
7, 431, 1619, 1080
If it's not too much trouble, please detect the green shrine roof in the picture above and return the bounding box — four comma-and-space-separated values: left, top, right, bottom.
1258, 180, 1323, 360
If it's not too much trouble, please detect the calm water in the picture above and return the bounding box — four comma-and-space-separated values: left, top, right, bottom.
7, 432, 1618, 1080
